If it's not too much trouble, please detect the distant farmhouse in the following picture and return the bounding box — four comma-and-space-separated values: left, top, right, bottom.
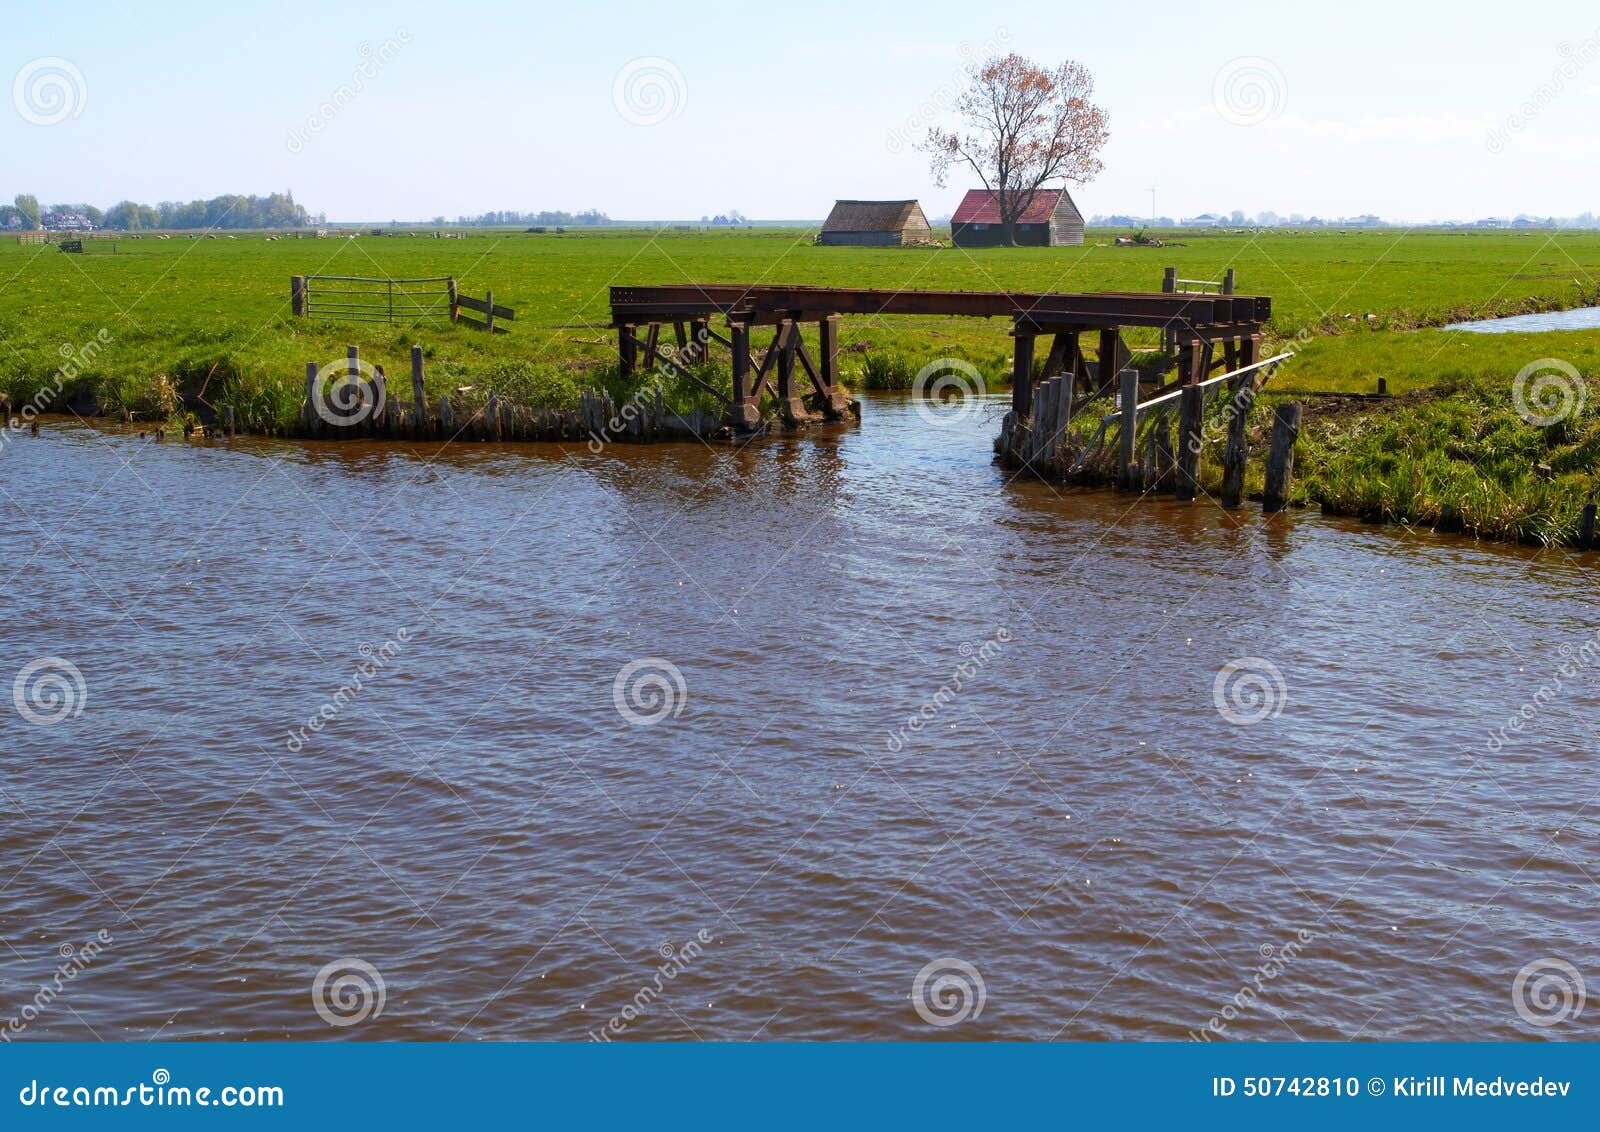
818, 200, 934, 246
950, 188, 1085, 247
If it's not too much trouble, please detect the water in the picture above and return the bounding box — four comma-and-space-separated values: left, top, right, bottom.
3, 396, 1597, 1042
1442, 306, 1600, 333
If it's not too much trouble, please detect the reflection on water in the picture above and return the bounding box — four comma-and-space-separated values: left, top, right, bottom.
2, 394, 1597, 1041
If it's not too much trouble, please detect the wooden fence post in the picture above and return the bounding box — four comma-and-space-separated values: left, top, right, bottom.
1263, 403, 1304, 513
486, 392, 501, 441
291, 275, 307, 316
448, 278, 459, 324
1176, 384, 1203, 502
485, 290, 495, 334
1118, 369, 1139, 490
1223, 268, 1235, 295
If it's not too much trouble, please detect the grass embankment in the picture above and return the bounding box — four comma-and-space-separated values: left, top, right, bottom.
3, 226, 1599, 544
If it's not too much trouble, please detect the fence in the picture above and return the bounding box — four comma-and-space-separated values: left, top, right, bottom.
291, 275, 515, 332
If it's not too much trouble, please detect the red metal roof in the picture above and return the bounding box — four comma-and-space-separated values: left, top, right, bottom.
951, 188, 1064, 225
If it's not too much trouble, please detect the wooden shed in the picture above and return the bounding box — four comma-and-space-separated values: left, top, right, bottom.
818, 200, 934, 247
950, 188, 1085, 248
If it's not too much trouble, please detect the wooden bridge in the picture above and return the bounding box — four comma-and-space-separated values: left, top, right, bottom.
608, 281, 1273, 438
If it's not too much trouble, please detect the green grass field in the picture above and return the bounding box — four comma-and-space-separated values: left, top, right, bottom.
4, 226, 1600, 410
4, 225, 1600, 544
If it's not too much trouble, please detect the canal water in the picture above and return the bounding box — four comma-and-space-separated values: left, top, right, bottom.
1443, 306, 1600, 334
2, 394, 1596, 1041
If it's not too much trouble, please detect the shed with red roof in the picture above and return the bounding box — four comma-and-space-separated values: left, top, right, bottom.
950, 188, 1085, 248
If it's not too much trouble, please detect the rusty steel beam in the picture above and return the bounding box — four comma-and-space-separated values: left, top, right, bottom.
609, 284, 1269, 329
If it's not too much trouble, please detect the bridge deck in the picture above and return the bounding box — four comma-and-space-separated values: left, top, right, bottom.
610, 283, 1269, 331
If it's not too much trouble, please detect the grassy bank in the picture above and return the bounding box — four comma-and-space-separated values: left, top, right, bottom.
4, 226, 1599, 545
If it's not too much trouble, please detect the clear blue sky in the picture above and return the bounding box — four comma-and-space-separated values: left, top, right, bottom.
5, 0, 1599, 222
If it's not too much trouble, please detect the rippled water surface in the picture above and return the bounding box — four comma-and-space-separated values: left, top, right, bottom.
3, 395, 1597, 1041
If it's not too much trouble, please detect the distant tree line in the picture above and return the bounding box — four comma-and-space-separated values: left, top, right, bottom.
453, 209, 612, 227
0, 191, 316, 231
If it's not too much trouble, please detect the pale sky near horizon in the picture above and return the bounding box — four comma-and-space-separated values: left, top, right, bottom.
5, 0, 1599, 223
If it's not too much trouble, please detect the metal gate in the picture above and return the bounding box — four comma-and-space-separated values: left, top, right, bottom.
302, 275, 455, 325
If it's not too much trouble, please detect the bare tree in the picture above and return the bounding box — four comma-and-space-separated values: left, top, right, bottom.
925, 55, 1109, 246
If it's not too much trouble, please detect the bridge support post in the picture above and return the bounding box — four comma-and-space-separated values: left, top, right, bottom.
618, 325, 637, 380
776, 320, 809, 426
1011, 323, 1035, 419
817, 316, 848, 419
729, 320, 761, 431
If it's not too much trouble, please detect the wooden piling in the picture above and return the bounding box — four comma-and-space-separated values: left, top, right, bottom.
223, 405, 235, 437
1263, 402, 1304, 513
411, 346, 427, 437
1581, 501, 1597, 549
486, 392, 501, 441
1175, 384, 1203, 502
1118, 369, 1140, 489
1220, 376, 1253, 509
304, 361, 320, 437
438, 393, 453, 436
1153, 414, 1174, 491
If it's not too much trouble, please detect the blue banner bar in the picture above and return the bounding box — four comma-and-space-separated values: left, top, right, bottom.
3, 1043, 1595, 1129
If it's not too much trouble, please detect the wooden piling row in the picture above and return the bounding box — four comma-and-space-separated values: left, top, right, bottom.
285, 344, 721, 445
